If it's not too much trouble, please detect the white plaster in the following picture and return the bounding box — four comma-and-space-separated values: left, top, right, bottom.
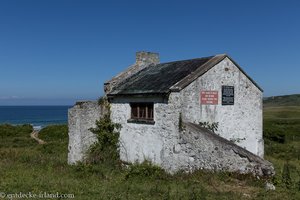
110, 94, 181, 166
180, 58, 263, 157
68, 101, 103, 164
68, 56, 271, 176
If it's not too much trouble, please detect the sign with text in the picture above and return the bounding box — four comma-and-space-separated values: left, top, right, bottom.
222, 86, 234, 105
200, 91, 218, 105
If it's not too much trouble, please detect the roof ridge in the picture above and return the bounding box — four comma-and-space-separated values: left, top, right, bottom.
157, 55, 216, 66
170, 54, 227, 91
107, 53, 263, 96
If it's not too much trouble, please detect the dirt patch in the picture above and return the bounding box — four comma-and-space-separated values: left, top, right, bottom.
30, 130, 46, 144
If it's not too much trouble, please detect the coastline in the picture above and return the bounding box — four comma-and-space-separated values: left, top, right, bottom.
0, 105, 70, 128
0, 122, 67, 130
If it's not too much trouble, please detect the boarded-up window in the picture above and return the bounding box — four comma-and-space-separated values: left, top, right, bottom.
130, 103, 154, 121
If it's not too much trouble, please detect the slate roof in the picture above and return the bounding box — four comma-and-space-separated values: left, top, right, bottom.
108, 54, 262, 96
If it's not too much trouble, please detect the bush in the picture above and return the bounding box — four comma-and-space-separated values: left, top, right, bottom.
87, 102, 121, 166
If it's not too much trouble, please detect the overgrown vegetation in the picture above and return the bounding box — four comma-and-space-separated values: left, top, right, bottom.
0, 95, 300, 199
198, 121, 219, 133
85, 97, 122, 167
87, 110, 121, 166
98, 96, 109, 106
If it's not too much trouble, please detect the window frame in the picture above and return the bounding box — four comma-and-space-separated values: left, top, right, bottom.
128, 102, 155, 124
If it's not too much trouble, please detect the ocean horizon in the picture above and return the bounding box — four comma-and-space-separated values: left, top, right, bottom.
0, 105, 71, 128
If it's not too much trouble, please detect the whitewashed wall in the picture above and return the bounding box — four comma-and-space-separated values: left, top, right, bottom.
68, 101, 103, 164
68, 57, 267, 175
180, 57, 264, 157
110, 94, 181, 168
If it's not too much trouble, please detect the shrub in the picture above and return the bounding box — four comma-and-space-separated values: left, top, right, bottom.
87, 100, 121, 167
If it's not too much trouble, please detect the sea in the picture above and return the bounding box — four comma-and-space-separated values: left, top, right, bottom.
0, 106, 71, 130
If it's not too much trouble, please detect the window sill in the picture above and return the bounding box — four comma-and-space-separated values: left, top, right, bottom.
127, 119, 155, 125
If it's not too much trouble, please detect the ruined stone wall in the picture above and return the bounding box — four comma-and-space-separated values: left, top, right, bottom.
180, 57, 264, 157
68, 101, 105, 164
169, 122, 274, 176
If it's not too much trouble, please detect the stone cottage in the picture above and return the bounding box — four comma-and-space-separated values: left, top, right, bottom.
68, 52, 274, 176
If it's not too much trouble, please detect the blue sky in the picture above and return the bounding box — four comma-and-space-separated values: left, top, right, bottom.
0, 0, 299, 105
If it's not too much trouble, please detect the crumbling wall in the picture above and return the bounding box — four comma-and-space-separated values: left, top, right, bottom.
68, 101, 105, 164
168, 122, 274, 176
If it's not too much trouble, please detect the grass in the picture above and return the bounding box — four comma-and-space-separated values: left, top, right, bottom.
263, 105, 300, 197
0, 104, 300, 199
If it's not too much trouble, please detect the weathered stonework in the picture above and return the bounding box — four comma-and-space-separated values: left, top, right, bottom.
68, 101, 105, 164
109, 91, 273, 176
104, 51, 159, 93
170, 122, 274, 176
68, 52, 273, 177
180, 58, 264, 157
110, 94, 180, 166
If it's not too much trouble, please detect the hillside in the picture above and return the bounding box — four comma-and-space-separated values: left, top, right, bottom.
264, 94, 300, 107
263, 94, 300, 145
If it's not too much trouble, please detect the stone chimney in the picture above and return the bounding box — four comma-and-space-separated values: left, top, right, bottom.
104, 51, 160, 94
135, 51, 160, 66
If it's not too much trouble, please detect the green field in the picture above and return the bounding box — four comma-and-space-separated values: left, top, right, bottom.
1, 100, 300, 199
263, 105, 300, 197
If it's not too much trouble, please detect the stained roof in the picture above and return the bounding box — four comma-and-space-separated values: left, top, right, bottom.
108, 54, 263, 96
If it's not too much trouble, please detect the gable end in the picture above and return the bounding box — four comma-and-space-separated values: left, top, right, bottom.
170, 54, 263, 93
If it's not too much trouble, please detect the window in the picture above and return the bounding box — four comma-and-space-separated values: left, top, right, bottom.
130, 103, 154, 123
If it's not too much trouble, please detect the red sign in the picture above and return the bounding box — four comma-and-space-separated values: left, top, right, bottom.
200, 91, 218, 105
